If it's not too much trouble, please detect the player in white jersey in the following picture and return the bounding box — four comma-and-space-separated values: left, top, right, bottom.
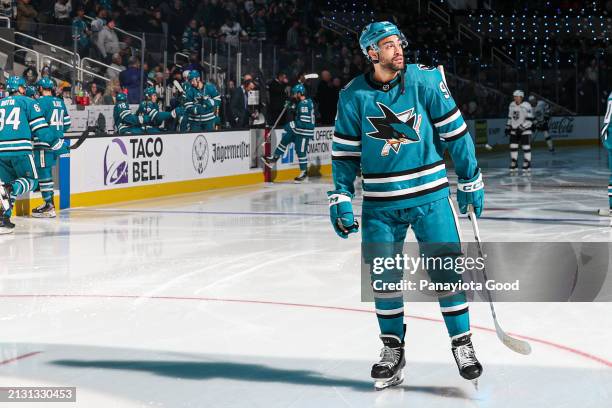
505, 90, 534, 174
528, 95, 554, 153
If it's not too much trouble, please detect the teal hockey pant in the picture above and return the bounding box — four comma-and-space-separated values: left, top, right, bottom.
0, 154, 39, 217
362, 197, 470, 341
273, 130, 310, 171
34, 149, 57, 205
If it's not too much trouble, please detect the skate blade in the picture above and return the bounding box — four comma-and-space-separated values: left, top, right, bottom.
260, 157, 274, 169
374, 371, 404, 391
471, 379, 479, 390
31, 212, 56, 219
0, 227, 14, 235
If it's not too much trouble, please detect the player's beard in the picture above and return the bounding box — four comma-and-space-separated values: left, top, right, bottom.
380, 54, 405, 73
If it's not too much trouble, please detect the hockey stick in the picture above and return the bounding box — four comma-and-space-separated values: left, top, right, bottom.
467, 205, 533, 355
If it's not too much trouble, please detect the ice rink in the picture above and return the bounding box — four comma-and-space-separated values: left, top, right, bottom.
1, 145, 611, 407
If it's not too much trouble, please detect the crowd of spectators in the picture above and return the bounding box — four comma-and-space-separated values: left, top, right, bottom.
7, 0, 612, 121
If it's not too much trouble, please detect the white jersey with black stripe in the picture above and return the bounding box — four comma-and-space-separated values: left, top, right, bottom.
507, 101, 534, 134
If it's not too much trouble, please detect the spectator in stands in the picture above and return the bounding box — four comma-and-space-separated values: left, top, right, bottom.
103, 78, 120, 104
16, 0, 38, 35
286, 21, 300, 50
96, 18, 120, 64
72, 7, 91, 57
146, 8, 165, 35
315, 70, 337, 125
220, 16, 247, 47
107, 53, 125, 80
23, 55, 38, 85
119, 56, 143, 104
266, 71, 288, 125
182, 19, 201, 53
252, 7, 267, 40
89, 82, 104, 105
185, 52, 205, 74
54, 0, 71, 25
230, 78, 256, 128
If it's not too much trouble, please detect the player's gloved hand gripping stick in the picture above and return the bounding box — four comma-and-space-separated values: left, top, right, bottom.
457, 169, 485, 217
327, 190, 359, 239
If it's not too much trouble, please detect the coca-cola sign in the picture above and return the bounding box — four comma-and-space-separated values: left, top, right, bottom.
549, 117, 575, 136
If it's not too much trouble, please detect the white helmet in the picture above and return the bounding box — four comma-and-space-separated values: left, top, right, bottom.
528, 95, 536, 103
513, 90, 525, 98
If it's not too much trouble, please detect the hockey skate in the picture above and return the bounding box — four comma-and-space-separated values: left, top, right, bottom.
261, 156, 277, 169
522, 163, 531, 176
0, 182, 11, 213
509, 165, 518, 176
0, 216, 15, 234
294, 170, 308, 184
31, 202, 56, 218
451, 333, 482, 388
598, 208, 612, 217
372, 334, 405, 390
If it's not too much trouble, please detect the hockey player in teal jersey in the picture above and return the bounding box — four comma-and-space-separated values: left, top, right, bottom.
600, 91, 612, 216
184, 71, 216, 131
204, 80, 221, 129
0, 76, 62, 233
137, 87, 173, 133
114, 92, 150, 135
261, 83, 315, 183
31, 77, 71, 218
328, 22, 484, 389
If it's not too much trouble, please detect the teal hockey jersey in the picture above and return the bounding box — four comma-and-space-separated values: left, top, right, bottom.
288, 98, 315, 137
332, 64, 478, 210
35, 95, 71, 149
137, 100, 171, 127
0, 95, 60, 156
184, 86, 215, 124
114, 102, 147, 134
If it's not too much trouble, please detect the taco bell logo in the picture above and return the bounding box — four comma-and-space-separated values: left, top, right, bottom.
104, 138, 129, 185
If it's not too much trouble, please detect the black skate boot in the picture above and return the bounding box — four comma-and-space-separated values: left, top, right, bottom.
371, 333, 405, 390
31, 202, 56, 218
0, 183, 12, 213
522, 160, 531, 176
261, 155, 278, 169
0, 215, 15, 234
451, 333, 483, 386
294, 170, 308, 184
509, 159, 518, 175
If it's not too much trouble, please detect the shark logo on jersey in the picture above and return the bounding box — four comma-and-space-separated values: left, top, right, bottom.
366, 102, 422, 156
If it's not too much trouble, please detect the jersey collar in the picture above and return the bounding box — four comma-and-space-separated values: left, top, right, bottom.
365, 69, 402, 92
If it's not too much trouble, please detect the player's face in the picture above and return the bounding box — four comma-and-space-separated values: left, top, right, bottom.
375, 35, 405, 71
514, 96, 523, 104
151, 94, 158, 103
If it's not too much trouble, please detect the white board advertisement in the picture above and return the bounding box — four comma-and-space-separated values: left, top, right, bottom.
469, 116, 600, 147
70, 131, 252, 194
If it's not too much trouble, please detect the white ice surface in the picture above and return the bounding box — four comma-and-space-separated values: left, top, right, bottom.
0, 146, 611, 407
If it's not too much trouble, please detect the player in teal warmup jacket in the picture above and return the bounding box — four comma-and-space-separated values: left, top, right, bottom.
31, 77, 71, 218
0, 76, 62, 233
114, 92, 150, 135
136, 87, 174, 133
261, 83, 315, 183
